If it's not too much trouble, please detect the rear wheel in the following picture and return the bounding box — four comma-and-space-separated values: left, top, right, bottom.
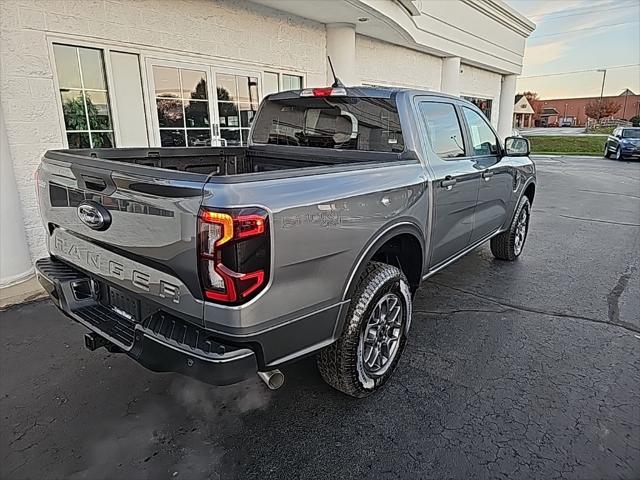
490, 195, 530, 261
603, 143, 611, 158
317, 262, 412, 398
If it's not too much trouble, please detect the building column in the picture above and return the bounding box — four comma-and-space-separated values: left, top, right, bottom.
0, 106, 33, 287
440, 57, 461, 96
498, 74, 517, 139
326, 23, 357, 86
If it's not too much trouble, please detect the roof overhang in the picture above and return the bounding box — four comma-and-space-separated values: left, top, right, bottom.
249, 0, 535, 75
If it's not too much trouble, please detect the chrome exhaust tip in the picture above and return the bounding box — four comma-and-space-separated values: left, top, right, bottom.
258, 369, 284, 390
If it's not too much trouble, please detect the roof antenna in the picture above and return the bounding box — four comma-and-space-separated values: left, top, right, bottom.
327, 56, 345, 88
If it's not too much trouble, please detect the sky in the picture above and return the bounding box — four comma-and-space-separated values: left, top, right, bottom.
504, 0, 640, 99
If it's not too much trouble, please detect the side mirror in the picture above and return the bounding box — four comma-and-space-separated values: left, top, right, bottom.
504, 136, 530, 157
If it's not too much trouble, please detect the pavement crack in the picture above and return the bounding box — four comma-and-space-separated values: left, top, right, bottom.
429, 281, 640, 334
576, 189, 640, 200
607, 266, 637, 326
558, 214, 640, 228
414, 308, 510, 316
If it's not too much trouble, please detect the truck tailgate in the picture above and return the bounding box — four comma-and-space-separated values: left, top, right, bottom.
37, 156, 207, 321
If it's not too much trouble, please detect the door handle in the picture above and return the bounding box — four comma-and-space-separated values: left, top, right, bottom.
482, 170, 494, 181
440, 177, 457, 190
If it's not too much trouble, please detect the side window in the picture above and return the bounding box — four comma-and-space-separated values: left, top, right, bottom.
418, 102, 466, 159
462, 107, 499, 156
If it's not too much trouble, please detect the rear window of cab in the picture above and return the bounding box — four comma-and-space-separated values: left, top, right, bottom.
251, 96, 404, 153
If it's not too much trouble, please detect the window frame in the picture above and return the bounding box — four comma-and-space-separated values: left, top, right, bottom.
263, 70, 305, 94
459, 105, 502, 158
214, 69, 261, 147
50, 43, 119, 149
416, 100, 469, 162
146, 58, 268, 147
146, 58, 220, 148
47, 34, 309, 149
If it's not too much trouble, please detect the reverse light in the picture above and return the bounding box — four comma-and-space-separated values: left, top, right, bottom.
300, 87, 347, 97
198, 207, 270, 305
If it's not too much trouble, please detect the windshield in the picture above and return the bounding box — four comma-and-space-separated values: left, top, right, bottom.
622, 129, 640, 138
251, 96, 404, 152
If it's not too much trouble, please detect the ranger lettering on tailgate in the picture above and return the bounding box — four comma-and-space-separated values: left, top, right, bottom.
52, 230, 181, 303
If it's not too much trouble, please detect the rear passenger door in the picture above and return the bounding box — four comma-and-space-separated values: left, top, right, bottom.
417, 101, 481, 268
461, 106, 512, 244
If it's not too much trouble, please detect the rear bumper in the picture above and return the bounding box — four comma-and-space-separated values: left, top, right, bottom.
36, 257, 258, 386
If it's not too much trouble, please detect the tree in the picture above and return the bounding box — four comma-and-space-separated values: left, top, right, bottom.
584, 98, 621, 121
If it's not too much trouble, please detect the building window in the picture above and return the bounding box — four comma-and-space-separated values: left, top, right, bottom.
282, 74, 302, 91
462, 96, 493, 121
53, 44, 114, 148
216, 73, 259, 146
263, 72, 280, 96
263, 72, 303, 97
153, 66, 212, 147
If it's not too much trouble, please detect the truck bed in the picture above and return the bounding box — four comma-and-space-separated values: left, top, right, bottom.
44, 145, 402, 177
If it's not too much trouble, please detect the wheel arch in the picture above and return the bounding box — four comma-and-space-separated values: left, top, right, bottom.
523, 181, 536, 206
341, 221, 425, 303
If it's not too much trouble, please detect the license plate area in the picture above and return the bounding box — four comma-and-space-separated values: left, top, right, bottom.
107, 286, 139, 322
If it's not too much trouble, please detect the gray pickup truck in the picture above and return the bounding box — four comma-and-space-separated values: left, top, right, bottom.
35, 86, 535, 397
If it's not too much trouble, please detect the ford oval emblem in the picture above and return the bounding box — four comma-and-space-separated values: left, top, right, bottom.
77, 200, 111, 231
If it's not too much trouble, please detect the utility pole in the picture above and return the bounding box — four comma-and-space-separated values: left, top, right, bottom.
597, 69, 607, 123
598, 69, 607, 99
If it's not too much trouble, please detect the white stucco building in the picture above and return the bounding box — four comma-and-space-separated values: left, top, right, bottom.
0, 0, 534, 299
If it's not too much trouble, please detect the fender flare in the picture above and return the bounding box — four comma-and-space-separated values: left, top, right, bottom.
340, 220, 425, 303
502, 178, 536, 230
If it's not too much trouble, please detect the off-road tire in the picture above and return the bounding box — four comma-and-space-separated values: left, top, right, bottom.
317, 262, 412, 398
490, 195, 531, 261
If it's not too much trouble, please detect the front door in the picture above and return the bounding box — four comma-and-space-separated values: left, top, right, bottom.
146, 59, 261, 147
417, 101, 480, 268
461, 106, 512, 243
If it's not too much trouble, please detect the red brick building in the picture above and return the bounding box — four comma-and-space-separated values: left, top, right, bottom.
537, 90, 639, 127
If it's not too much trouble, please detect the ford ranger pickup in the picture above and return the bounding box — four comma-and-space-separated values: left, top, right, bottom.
35, 86, 536, 397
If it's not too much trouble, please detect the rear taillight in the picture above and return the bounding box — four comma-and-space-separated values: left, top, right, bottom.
197, 207, 270, 305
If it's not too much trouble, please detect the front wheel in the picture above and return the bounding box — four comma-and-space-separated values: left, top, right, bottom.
615, 146, 623, 161
490, 195, 531, 261
604, 143, 611, 158
317, 262, 412, 398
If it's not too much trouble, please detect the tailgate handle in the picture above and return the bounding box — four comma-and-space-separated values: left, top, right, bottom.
81, 175, 108, 192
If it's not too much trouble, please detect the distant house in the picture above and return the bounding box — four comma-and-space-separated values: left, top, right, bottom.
537, 89, 640, 127
513, 95, 535, 128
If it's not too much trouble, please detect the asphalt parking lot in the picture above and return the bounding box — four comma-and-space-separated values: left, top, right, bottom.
1, 155, 639, 480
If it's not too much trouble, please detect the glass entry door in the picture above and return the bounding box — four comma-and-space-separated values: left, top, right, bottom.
215, 72, 259, 146
147, 59, 260, 147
